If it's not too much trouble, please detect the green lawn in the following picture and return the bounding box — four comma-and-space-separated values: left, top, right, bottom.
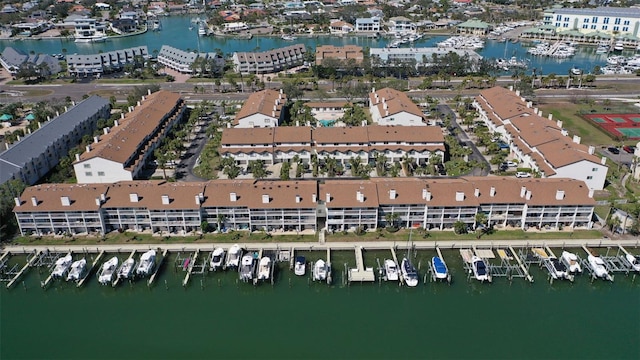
539, 102, 614, 145
93, 78, 166, 84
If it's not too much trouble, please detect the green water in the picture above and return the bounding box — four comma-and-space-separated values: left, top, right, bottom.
1, 250, 639, 360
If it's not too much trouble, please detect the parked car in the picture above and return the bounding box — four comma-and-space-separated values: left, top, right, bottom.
608, 147, 620, 154
623, 145, 635, 154
499, 163, 509, 171
504, 161, 517, 167
515, 172, 531, 178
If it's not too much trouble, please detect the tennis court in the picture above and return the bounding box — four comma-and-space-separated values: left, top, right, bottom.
583, 113, 640, 139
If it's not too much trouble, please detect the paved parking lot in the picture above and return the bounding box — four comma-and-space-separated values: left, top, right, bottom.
600, 146, 634, 168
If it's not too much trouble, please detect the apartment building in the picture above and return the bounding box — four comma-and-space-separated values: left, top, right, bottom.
232, 44, 306, 75
315, 45, 364, 65
73, 90, 186, 184
369, 47, 482, 69
157, 45, 224, 74
369, 87, 425, 126
474, 87, 608, 190
0, 96, 111, 186
13, 177, 595, 236
233, 89, 287, 128
66, 46, 148, 76
0, 46, 61, 76
543, 6, 640, 38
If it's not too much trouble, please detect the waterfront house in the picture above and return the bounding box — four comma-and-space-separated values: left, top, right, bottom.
0, 96, 110, 186
368, 88, 425, 126
233, 89, 287, 128
232, 44, 306, 75
456, 18, 491, 35
329, 20, 354, 35
388, 16, 416, 35
355, 17, 381, 33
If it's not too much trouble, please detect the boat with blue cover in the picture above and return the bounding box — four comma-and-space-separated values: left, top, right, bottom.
431, 256, 448, 280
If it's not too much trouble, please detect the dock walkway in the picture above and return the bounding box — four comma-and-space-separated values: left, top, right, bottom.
348, 246, 375, 282
77, 250, 104, 288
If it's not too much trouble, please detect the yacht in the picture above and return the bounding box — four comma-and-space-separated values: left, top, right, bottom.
226, 244, 242, 269
401, 258, 419, 287
561, 251, 582, 273
136, 250, 156, 277
51, 254, 73, 279
588, 255, 613, 281
549, 257, 569, 280
471, 256, 490, 282
294, 256, 306, 276
198, 23, 207, 36
613, 42, 625, 51
281, 34, 297, 41
624, 254, 640, 272
209, 248, 225, 271
313, 259, 328, 281
570, 67, 582, 76
117, 258, 135, 280
98, 257, 119, 285
152, 19, 161, 31
384, 259, 399, 281
66, 258, 86, 282
257, 256, 271, 281
431, 256, 449, 280
239, 254, 255, 281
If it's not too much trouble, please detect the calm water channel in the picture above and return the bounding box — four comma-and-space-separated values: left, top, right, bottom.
2, 16, 638, 76
1, 248, 639, 359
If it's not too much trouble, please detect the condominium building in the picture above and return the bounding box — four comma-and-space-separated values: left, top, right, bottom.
233, 89, 287, 128
232, 44, 306, 75
66, 46, 148, 76
474, 86, 608, 190
13, 177, 595, 236
543, 6, 640, 38
315, 45, 364, 65
0, 46, 61, 76
369, 47, 482, 70
369, 87, 425, 126
73, 90, 186, 184
0, 96, 111, 186
157, 45, 225, 74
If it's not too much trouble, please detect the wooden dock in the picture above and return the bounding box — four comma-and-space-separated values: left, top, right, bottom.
0, 251, 10, 265
326, 247, 332, 284
348, 246, 375, 282
182, 249, 199, 287
112, 250, 136, 287
41, 252, 71, 289
391, 246, 404, 285
77, 250, 104, 288
148, 249, 168, 287
6, 251, 39, 289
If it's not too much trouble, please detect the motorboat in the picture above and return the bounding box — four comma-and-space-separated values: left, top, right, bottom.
117, 258, 135, 280
313, 259, 328, 281
51, 254, 73, 279
384, 259, 399, 281
98, 257, 118, 285
624, 254, 640, 272
588, 255, 613, 281
570, 67, 582, 76
257, 256, 271, 281
613, 42, 624, 51
198, 23, 207, 36
226, 244, 242, 269
294, 256, 306, 276
239, 254, 255, 281
561, 251, 582, 273
209, 247, 225, 271
549, 257, 569, 280
281, 34, 297, 41
401, 257, 418, 287
66, 258, 86, 282
431, 256, 449, 280
471, 256, 490, 282
136, 250, 156, 277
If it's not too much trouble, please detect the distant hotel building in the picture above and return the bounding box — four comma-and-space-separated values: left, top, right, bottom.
543, 6, 640, 38
232, 44, 306, 75
0, 96, 110, 186
315, 45, 364, 65
157, 45, 225, 74
66, 46, 148, 76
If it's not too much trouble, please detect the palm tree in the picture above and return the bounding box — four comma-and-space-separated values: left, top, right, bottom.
385, 212, 400, 228
375, 153, 387, 176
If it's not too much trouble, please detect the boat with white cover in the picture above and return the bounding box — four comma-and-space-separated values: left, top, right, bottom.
432, 256, 449, 280
51, 254, 73, 279
117, 258, 135, 280
209, 247, 225, 271
257, 256, 271, 281
384, 259, 399, 281
624, 254, 640, 272
66, 258, 86, 282
226, 244, 242, 269
239, 254, 255, 281
98, 257, 118, 285
313, 259, 327, 281
401, 258, 419, 287
294, 256, 306, 276
136, 250, 156, 277
588, 255, 613, 281
561, 251, 582, 273
471, 256, 490, 282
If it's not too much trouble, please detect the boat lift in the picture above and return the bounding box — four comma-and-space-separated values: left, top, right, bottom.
0, 252, 20, 284
523, 246, 572, 283
6, 251, 39, 289
112, 250, 136, 287
580, 246, 614, 282
618, 245, 639, 281
77, 250, 104, 288
426, 247, 452, 284
148, 249, 168, 287
599, 246, 635, 276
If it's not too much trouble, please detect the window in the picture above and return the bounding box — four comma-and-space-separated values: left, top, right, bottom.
613, 26, 619, 31
97, 171, 105, 176
555, 22, 560, 27
591, 25, 596, 29
592, 168, 598, 172
602, 25, 608, 30
564, 17, 569, 22
83, 164, 91, 169
614, 18, 621, 25
583, 18, 589, 23
582, 24, 588, 29
587, 176, 593, 180
624, 20, 630, 25
623, 27, 629, 32
85, 172, 93, 176
604, 17, 609, 24
556, 15, 562, 21
563, 23, 568, 28
592, 17, 598, 23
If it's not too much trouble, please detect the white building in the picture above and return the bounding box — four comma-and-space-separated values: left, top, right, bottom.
369, 87, 425, 126
388, 16, 416, 34
73, 18, 107, 42
233, 89, 287, 128
355, 17, 381, 32
232, 44, 306, 75
543, 6, 640, 38
157, 45, 224, 74
66, 46, 148, 76
370, 47, 482, 69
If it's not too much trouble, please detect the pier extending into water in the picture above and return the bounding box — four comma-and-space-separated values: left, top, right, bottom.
7, 251, 39, 289
148, 249, 168, 287
77, 250, 104, 288
348, 246, 375, 283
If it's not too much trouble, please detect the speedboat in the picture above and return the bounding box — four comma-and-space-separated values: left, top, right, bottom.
549, 257, 569, 280
431, 256, 449, 280
136, 250, 156, 277
570, 67, 582, 76
281, 34, 297, 41
98, 257, 118, 285
624, 254, 640, 272
588, 255, 612, 281
51, 254, 73, 278
209, 247, 225, 271
313, 259, 327, 281
294, 256, 306, 276
226, 244, 242, 269
613, 42, 624, 51
561, 251, 582, 273
401, 257, 418, 287
239, 254, 255, 281
66, 258, 86, 282
117, 258, 135, 280
471, 256, 490, 282
384, 259, 399, 281
257, 256, 271, 281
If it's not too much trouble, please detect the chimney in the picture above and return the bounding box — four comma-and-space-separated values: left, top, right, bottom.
14, 198, 21, 207
555, 190, 565, 200
115, 119, 120, 126
137, 101, 141, 106
538, 110, 543, 116
64, 106, 68, 112
262, 194, 270, 204
490, 186, 496, 197
198, 192, 204, 203
455, 191, 464, 202
474, 188, 480, 197
572, 135, 581, 144
520, 186, 527, 198
103, 127, 109, 135
27, 128, 31, 134
93, 136, 99, 144
372, 87, 376, 93
509, 86, 513, 91
56, 111, 60, 116
389, 189, 396, 199
100, 193, 106, 202
61, 196, 71, 206
230, 192, 237, 202
588, 146, 595, 155
227, 123, 231, 128
548, 114, 553, 120
312, 193, 317, 203
129, 193, 139, 203
72, 100, 75, 106
17, 135, 20, 142
85, 145, 91, 153
326, 193, 331, 203
161, 195, 170, 205
120, 113, 124, 119
75, 154, 80, 161
556, 120, 563, 128
296, 120, 299, 127
515, 90, 520, 96
148, 89, 151, 96
601, 157, 607, 165
423, 189, 432, 201
295, 195, 301, 203
39, 121, 43, 129
195, 195, 201, 205
588, 189, 594, 198
95, 197, 101, 206
273, 105, 277, 111
31, 196, 38, 207
272, 111, 276, 117
356, 191, 364, 202
280, 89, 283, 94
141, 96, 145, 101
